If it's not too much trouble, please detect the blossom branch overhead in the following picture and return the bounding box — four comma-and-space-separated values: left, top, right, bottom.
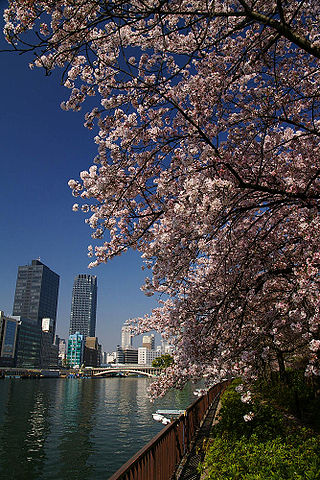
4, 0, 320, 395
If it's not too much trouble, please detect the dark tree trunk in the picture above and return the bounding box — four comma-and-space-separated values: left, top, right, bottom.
276, 350, 287, 384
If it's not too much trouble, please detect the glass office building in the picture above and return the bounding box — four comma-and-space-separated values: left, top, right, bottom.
69, 275, 97, 337
13, 260, 60, 335
13, 316, 42, 368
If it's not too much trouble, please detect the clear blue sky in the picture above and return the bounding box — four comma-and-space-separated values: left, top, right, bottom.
0, 3, 157, 352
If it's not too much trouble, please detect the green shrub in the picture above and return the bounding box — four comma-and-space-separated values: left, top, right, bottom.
199, 376, 320, 479
214, 380, 284, 441
199, 433, 320, 479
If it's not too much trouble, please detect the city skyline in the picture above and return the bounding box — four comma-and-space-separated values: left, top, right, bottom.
0, 6, 157, 352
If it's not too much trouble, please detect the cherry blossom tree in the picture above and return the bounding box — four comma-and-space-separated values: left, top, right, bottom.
4, 0, 320, 395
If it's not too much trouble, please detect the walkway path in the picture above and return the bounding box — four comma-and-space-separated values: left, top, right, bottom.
175, 393, 222, 480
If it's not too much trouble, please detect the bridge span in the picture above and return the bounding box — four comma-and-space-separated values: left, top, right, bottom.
90, 365, 162, 378
0, 365, 162, 379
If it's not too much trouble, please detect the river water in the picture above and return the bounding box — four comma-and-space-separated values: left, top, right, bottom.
0, 377, 196, 479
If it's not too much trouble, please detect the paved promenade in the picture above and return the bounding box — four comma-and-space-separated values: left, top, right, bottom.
175, 393, 221, 479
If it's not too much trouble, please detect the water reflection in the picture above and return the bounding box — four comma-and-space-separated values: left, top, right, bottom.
56, 380, 98, 480
0, 379, 51, 480
0, 377, 195, 480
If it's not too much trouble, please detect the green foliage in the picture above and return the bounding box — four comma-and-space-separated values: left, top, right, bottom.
199, 433, 320, 480
199, 376, 320, 479
152, 354, 173, 369
255, 371, 320, 430
214, 380, 284, 441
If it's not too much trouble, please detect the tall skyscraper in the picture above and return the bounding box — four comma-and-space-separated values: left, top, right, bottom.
121, 325, 134, 349
69, 274, 97, 337
13, 259, 60, 335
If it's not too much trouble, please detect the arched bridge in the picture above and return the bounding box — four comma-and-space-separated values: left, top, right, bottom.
91, 365, 162, 378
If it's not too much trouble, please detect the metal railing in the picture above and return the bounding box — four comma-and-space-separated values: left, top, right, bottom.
109, 381, 228, 480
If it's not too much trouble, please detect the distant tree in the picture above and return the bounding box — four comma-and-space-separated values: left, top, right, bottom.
4, 1, 320, 396
152, 354, 173, 369
61, 358, 69, 369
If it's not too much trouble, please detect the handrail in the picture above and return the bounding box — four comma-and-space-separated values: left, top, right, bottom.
109, 380, 229, 480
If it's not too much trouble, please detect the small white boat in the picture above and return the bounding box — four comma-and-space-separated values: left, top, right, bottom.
152, 413, 164, 422
161, 417, 171, 425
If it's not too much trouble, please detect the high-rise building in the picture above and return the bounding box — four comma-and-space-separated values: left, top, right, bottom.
121, 325, 134, 349
13, 316, 42, 368
142, 334, 155, 350
67, 332, 85, 367
0, 311, 19, 367
40, 318, 58, 369
83, 336, 99, 367
69, 275, 97, 337
12, 259, 60, 334
58, 338, 67, 366
12, 260, 60, 368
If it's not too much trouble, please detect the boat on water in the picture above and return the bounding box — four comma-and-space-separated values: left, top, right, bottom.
152, 409, 186, 425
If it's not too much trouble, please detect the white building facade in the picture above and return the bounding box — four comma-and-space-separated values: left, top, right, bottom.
138, 347, 161, 366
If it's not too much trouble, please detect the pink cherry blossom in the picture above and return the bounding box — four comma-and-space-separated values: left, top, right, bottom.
309, 340, 320, 352
5, 0, 320, 396
243, 412, 255, 422
241, 392, 252, 404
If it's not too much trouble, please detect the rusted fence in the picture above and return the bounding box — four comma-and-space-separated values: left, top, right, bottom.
109, 380, 228, 480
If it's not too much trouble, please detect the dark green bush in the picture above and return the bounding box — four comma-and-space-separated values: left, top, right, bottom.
255, 371, 320, 430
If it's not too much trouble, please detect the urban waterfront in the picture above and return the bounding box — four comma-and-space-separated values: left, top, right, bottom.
0, 377, 196, 479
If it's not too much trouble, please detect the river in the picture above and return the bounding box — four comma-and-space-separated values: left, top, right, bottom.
0, 377, 196, 479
